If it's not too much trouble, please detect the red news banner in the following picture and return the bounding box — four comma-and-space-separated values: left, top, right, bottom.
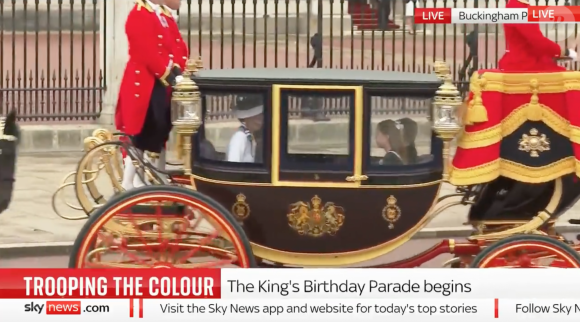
414, 6, 580, 24
3, 269, 580, 320
0, 269, 221, 298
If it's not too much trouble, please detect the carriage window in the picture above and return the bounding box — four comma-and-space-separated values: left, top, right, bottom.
283, 91, 353, 166
369, 96, 433, 166
199, 92, 265, 164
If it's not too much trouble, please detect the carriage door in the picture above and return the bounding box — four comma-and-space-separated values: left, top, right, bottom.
271, 85, 364, 187
362, 93, 439, 185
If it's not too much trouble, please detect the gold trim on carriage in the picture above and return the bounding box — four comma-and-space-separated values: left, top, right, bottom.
45, 57, 580, 270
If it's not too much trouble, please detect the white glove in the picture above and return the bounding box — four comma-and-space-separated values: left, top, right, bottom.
175, 75, 184, 83
568, 48, 578, 61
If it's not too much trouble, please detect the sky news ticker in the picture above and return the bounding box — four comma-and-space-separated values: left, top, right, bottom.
0, 269, 579, 320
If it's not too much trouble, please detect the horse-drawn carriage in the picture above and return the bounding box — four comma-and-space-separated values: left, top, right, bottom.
42, 58, 580, 269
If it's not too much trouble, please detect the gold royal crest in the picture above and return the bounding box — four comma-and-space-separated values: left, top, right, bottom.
382, 195, 401, 229
231, 194, 250, 220
287, 195, 345, 237
518, 128, 550, 157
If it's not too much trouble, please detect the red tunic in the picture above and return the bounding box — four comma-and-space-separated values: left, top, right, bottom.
115, 0, 176, 136
498, 0, 565, 72
162, 6, 189, 70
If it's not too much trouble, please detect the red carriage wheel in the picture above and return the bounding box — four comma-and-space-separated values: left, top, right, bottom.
470, 235, 580, 268
69, 185, 256, 268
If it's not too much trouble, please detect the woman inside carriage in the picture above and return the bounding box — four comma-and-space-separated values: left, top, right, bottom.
226, 94, 264, 163
375, 119, 407, 165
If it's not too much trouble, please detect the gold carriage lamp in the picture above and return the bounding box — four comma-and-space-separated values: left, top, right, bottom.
432, 62, 462, 181
171, 57, 203, 176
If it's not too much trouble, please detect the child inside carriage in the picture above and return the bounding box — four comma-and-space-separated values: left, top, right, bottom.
375, 119, 407, 165
374, 118, 419, 165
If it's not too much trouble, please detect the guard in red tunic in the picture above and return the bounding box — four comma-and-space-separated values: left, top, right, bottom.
116, 0, 183, 190
498, 0, 577, 72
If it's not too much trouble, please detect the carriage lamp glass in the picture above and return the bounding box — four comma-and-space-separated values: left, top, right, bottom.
431, 75, 462, 181
432, 75, 462, 134
172, 98, 201, 125
172, 82, 201, 124
171, 60, 202, 174
433, 103, 461, 131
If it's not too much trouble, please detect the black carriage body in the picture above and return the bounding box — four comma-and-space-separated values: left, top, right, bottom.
186, 68, 444, 265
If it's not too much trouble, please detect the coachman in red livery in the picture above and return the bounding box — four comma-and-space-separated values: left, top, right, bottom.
117, 0, 188, 190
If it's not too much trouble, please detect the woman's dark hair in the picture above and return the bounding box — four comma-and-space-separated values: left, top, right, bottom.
398, 117, 418, 164
377, 119, 407, 164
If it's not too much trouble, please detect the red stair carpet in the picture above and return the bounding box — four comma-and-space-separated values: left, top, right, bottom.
347, 1, 400, 30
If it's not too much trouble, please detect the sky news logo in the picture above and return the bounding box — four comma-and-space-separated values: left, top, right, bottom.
24, 301, 81, 315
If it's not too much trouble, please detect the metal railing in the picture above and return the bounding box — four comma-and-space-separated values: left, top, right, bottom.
0, 0, 577, 122
0, 0, 103, 121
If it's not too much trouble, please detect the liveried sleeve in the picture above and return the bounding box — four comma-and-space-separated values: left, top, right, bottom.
125, 9, 175, 86
173, 33, 189, 70
172, 25, 189, 70
162, 7, 189, 70
512, 23, 564, 58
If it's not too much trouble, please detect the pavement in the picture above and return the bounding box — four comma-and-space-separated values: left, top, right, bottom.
2, 153, 580, 259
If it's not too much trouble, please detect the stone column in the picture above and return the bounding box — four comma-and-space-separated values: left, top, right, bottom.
98, 0, 133, 125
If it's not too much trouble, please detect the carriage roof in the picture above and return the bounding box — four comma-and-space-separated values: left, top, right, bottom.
195, 68, 441, 96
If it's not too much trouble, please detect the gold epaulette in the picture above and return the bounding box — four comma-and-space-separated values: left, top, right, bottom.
136, 0, 154, 13
160, 5, 173, 17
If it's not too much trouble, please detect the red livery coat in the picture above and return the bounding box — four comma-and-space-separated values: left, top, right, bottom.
115, 0, 175, 136
498, 0, 565, 72
162, 6, 189, 70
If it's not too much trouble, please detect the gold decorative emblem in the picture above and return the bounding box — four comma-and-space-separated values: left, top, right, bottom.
287, 195, 345, 237
231, 194, 250, 220
518, 128, 550, 157
382, 195, 401, 229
